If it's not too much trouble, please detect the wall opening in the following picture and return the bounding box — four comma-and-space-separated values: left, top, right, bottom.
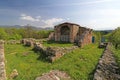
60, 26, 70, 42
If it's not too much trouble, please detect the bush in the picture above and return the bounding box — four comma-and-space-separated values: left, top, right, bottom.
109, 27, 120, 49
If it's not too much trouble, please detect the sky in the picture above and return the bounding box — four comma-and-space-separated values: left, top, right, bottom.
0, 0, 120, 30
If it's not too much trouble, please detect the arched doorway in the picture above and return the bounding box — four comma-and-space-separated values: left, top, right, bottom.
60, 26, 70, 42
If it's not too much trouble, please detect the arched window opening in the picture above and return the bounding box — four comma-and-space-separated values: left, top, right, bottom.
60, 26, 70, 35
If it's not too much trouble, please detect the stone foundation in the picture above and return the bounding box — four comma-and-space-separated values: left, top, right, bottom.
93, 43, 120, 80
32, 41, 78, 62
35, 70, 71, 80
0, 40, 6, 80
5, 40, 20, 44
45, 46, 78, 62
33, 42, 45, 53
21, 38, 35, 47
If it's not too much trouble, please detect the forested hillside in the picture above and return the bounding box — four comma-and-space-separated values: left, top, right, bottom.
0, 26, 53, 40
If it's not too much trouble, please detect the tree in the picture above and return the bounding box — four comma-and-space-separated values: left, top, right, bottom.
92, 31, 101, 43
109, 27, 120, 49
0, 28, 8, 40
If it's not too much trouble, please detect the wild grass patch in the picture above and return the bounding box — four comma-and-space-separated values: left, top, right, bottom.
5, 43, 103, 80
111, 47, 120, 67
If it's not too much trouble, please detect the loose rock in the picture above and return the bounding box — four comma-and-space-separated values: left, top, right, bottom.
35, 70, 71, 80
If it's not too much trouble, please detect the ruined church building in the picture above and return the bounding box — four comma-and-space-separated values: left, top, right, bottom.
49, 22, 93, 47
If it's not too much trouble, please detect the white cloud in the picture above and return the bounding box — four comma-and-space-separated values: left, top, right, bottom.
85, 18, 120, 30
20, 14, 40, 22
20, 13, 65, 28
42, 18, 64, 27
78, 8, 120, 30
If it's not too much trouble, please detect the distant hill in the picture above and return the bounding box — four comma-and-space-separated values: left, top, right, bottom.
0, 25, 53, 30
94, 30, 113, 35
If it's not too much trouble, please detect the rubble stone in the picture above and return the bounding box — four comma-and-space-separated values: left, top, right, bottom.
35, 70, 71, 80
93, 43, 120, 80
0, 40, 6, 80
10, 69, 18, 79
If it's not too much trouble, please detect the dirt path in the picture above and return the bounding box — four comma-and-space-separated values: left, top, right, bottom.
94, 43, 120, 80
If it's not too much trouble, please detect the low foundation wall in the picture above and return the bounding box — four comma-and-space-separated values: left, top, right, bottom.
0, 40, 6, 80
93, 43, 120, 80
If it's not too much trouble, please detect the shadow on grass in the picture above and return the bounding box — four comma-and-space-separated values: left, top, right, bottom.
33, 49, 51, 63
88, 68, 96, 80
88, 49, 105, 80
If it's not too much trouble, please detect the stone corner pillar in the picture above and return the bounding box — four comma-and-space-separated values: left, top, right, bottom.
0, 40, 6, 80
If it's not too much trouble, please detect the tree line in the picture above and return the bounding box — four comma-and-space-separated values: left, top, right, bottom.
108, 27, 120, 49
102, 27, 120, 49
0, 26, 53, 40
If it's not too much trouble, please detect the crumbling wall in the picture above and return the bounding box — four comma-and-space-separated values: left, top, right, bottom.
48, 32, 55, 40
54, 23, 80, 43
21, 38, 35, 47
48, 22, 92, 48
93, 43, 120, 80
78, 29, 92, 47
45, 46, 78, 62
54, 23, 72, 42
33, 42, 45, 53
32, 41, 78, 62
0, 40, 6, 80
35, 70, 71, 80
5, 40, 20, 44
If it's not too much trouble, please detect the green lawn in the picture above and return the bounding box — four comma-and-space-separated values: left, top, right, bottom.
42, 41, 74, 47
5, 43, 104, 80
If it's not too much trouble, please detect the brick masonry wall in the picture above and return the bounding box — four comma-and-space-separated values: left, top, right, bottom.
78, 30, 92, 47
49, 22, 92, 47
0, 40, 6, 80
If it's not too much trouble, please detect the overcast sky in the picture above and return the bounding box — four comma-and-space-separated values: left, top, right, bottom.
0, 0, 120, 30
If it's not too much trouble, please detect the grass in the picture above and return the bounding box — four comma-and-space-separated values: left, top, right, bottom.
111, 47, 120, 68
42, 41, 74, 47
5, 43, 104, 80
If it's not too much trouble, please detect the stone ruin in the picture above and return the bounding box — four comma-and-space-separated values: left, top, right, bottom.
0, 40, 6, 80
48, 22, 92, 47
20, 38, 35, 47
35, 70, 71, 80
5, 40, 20, 45
20, 38, 78, 62
33, 42, 45, 53
93, 43, 120, 80
32, 40, 78, 62
45, 46, 78, 62
32, 42, 78, 62
20, 22, 93, 62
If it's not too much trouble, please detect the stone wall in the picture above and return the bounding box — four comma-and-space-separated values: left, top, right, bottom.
48, 32, 55, 40
21, 38, 35, 47
6, 40, 20, 44
93, 43, 120, 80
0, 40, 6, 80
49, 22, 92, 48
78, 29, 92, 47
45, 46, 78, 62
31, 41, 78, 62
35, 70, 71, 80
